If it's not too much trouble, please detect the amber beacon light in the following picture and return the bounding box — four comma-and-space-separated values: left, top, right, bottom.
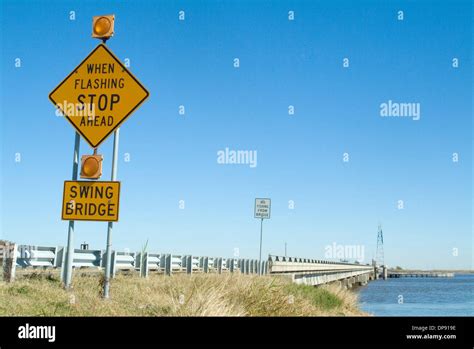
92, 15, 115, 39
80, 154, 103, 179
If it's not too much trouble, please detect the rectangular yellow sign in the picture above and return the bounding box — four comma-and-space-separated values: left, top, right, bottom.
62, 181, 120, 222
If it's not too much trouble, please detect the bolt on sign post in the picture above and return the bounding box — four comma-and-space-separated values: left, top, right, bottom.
254, 198, 271, 273
49, 15, 149, 296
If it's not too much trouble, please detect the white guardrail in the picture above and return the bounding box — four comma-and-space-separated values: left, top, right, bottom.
8, 245, 271, 280
2, 244, 372, 282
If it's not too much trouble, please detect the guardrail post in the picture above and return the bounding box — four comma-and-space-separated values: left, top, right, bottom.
60, 246, 68, 282
199, 257, 204, 271
165, 254, 172, 276
217, 258, 222, 274
11, 244, 18, 282
101, 249, 107, 271
140, 252, 149, 278
111, 251, 117, 278
159, 254, 166, 273
56, 247, 65, 269
97, 249, 103, 269
136, 252, 141, 270
60, 247, 67, 284
1, 242, 18, 283
186, 255, 192, 274
52, 246, 59, 268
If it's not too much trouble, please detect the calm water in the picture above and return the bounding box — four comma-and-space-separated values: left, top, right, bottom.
357, 274, 474, 316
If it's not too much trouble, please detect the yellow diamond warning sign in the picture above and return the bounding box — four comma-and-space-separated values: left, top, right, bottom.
49, 44, 149, 148
62, 181, 120, 222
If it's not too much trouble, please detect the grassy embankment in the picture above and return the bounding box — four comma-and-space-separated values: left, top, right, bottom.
0, 271, 365, 316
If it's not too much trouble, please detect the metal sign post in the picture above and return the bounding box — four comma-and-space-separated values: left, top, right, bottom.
103, 128, 119, 299
62, 132, 80, 289
254, 198, 271, 274
259, 218, 263, 263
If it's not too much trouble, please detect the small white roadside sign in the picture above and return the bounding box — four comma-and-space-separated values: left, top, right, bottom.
254, 198, 271, 219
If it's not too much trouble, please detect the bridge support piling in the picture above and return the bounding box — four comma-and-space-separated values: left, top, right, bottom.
358, 274, 368, 286
374, 266, 379, 280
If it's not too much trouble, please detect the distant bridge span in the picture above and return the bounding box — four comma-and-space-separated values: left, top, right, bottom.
268, 255, 379, 288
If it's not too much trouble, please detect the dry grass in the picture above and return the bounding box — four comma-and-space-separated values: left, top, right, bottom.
0, 271, 366, 316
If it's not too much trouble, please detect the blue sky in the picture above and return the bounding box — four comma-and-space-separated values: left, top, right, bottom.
0, 0, 472, 269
